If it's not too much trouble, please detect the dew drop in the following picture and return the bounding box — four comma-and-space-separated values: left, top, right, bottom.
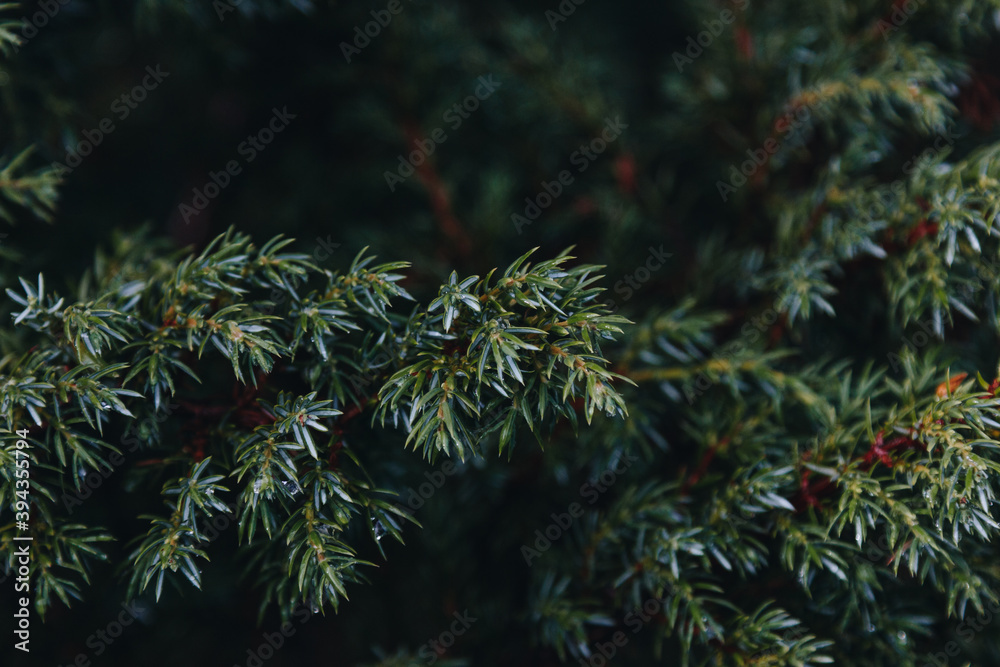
372, 518, 386, 542
897, 630, 907, 644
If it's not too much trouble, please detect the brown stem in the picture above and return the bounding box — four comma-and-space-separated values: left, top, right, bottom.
681, 435, 732, 495
401, 119, 473, 259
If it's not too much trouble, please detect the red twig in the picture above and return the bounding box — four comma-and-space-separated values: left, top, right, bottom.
957, 64, 1000, 133
799, 200, 827, 245
401, 119, 473, 258
681, 436, 730, 495
337, 402, 365, 425
135, 458, 166, 467
793, 429, 926, 512
860, 430, 924, 472
794, 373, 991, 512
